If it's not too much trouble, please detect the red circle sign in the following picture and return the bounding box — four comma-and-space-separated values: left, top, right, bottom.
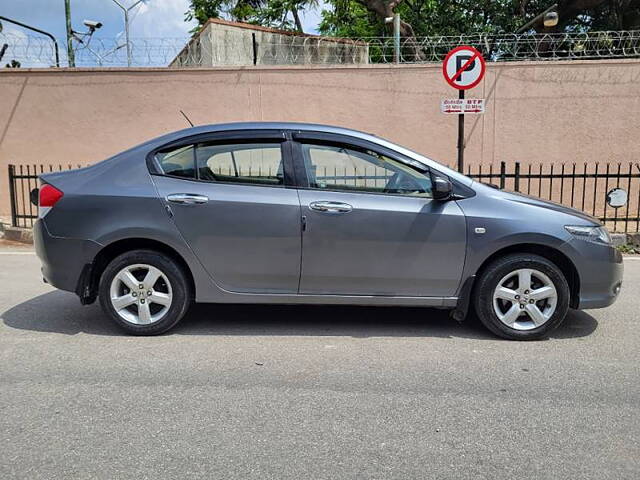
442, 46, 486, 90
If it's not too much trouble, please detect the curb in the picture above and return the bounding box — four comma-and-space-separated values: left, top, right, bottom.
2, 226, 34, 244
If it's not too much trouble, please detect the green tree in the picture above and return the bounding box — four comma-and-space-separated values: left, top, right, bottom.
185, 0, 318, 33
185, 0, 640, 58
318, 0, 640, 38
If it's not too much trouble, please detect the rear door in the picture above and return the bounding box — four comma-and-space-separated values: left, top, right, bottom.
151, 130, 302, 294
291, 132, 467, 297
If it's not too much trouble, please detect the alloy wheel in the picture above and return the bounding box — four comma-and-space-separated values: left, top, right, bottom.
492, 268, 557, 331
109, 264, 173, 325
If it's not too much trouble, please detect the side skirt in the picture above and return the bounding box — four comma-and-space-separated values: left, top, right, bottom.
196, 293, 459, 308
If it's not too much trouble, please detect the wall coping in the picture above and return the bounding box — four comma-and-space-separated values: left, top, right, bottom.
1, 58, 638, 75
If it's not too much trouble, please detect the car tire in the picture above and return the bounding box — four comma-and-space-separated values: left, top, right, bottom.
474, 253, 570, 341
99, 249, 191, 335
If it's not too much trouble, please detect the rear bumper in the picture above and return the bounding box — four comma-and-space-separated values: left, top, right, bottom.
568, 241, 624, 310
33, 219, 102, 294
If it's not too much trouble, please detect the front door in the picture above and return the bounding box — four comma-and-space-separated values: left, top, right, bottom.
294, 138, 466, 297
152, 135, 301, 294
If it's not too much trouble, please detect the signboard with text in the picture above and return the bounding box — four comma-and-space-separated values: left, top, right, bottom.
441, 45, 486, 173
441, 98, 485, 114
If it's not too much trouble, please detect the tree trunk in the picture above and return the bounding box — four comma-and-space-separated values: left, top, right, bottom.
291, 8, 304, 33
355, 0, 426, 61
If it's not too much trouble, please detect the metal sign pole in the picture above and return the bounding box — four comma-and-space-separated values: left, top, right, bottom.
442, 46, 485, 174
457, 89, 465, 173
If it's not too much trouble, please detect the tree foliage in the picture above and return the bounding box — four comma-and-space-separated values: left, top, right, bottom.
185, 0, 318, 32
186, 0, 640, 37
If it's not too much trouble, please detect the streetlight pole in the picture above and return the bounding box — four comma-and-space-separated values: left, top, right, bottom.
0, 16, 60, 67
110, 0, 144, 67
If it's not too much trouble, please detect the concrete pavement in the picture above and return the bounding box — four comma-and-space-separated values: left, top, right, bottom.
1, 251, 639, 479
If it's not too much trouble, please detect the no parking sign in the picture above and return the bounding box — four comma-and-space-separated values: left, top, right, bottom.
441, 46, 486, 172
442, 45, 486, 90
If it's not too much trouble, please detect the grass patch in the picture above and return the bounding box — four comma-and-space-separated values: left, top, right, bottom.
617, 244, 640, 254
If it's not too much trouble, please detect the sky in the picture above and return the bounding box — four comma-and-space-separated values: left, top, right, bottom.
1, 0, 324, 66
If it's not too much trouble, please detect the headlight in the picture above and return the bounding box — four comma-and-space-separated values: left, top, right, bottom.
565, 225, 611, 245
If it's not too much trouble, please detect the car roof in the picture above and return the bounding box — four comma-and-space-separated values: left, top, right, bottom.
166, 121, 377, 141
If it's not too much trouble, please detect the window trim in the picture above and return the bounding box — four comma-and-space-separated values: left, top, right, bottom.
147, 129, 296, 188
289, 130, 475, 200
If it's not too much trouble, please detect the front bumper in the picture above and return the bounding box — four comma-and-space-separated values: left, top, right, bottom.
566, 239, 624, 310
33, 219, 102, 294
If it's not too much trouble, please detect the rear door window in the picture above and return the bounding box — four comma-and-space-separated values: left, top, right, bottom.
155, 145, 196, 179
195, 143, 284, 186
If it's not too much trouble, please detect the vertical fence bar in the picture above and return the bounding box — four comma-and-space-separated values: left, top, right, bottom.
570, 163, 576, 208
581, 163, 587, 212
538, 164, 542, 197
527, 164, 532, 194
26, 165, 34, 226
499, 162, 506, 190
560, 164, 565, 205
636, 164, 640, 233
625, 162, 632, 233
8, 165, 18, 227
592, 163, 599, 216
514, 162, 520, 192
603, 164, 610, 228
614, 163, 621, 232
549, 164, 554, 200
18, 165, 26, 228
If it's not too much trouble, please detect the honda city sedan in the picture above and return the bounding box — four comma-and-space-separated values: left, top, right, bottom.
33, 122, 623, 339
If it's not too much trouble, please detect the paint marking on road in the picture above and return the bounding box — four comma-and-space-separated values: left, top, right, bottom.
0, 251, 36, 255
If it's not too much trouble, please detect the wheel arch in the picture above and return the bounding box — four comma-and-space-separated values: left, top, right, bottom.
474, 243, 580, 309
78, 237, 196, 305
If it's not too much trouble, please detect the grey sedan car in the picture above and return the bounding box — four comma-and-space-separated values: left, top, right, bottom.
34, 122, 623, 339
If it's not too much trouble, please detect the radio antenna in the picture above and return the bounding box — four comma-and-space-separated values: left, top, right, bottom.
180, 110, 194, 127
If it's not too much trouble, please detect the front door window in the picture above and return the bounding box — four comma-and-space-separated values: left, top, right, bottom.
301, 143, 432, 198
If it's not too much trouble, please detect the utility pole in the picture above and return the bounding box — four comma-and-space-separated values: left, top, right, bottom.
64, 0, 75, 67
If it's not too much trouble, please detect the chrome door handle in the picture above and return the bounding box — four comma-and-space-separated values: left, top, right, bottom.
166, 193, 209, 205
309, 201, 353, 214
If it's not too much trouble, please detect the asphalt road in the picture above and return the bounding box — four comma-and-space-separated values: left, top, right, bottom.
0, 249, 639, 480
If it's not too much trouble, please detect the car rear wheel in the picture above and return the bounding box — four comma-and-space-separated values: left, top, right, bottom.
99, 250, 191, 335
474, 254, 570, 340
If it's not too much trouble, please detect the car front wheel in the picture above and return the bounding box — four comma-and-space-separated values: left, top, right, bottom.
474, 253, 570, 340
99, 249, 191, 335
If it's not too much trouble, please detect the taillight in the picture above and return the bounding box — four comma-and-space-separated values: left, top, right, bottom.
39, 184, 64, 207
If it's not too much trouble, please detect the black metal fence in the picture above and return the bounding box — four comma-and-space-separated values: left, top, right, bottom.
7, 161, 640, 233
7, 164, 82, 228
462, 162, 640, 234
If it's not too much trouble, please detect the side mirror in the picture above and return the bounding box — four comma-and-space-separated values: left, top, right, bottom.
432, 175, 453, 201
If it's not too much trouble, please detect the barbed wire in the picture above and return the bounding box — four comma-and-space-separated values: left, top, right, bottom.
1, 30, 639, 68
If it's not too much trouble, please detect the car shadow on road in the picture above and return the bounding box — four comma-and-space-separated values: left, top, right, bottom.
2, 290, 599, 340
